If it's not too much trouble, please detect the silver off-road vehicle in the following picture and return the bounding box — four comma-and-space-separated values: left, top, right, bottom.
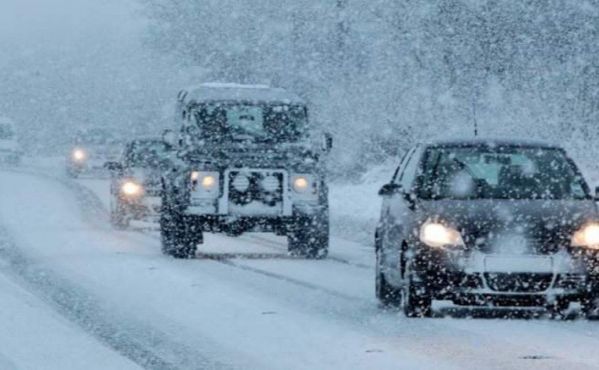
160, 83, 332, 258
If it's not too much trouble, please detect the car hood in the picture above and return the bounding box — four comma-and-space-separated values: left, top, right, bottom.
418, 199, 598, 254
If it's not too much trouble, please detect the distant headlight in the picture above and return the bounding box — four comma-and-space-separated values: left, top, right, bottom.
121, 181, 143, 197
419, 222, 464, 248
72, 148, 86, 162
572, 223, 599, 248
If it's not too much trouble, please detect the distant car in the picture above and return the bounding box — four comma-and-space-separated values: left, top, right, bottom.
105, 138, 173, 228
0, 117, 22, 165
65, 128, 122, 178
375, 139, 599, 318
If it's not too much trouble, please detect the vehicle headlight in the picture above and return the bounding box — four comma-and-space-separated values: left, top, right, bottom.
72, 148, 86, 162
121, 181, 143, 197
291, 174, 316, 194
572, 223, 599, 248
190, 171, 219, 198
419, 222, 464, 248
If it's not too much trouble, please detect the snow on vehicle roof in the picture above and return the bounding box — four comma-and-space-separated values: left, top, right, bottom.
425, 137, 559, 149
181, 83, 305, 105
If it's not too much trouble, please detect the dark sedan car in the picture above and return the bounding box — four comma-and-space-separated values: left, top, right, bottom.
105, 138, 173, 228
375, 139, 599, 318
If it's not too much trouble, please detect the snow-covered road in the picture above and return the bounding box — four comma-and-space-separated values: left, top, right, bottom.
2, 169, 599, 369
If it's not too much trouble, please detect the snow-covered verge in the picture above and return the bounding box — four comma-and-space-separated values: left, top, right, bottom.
329, 161, 395, 245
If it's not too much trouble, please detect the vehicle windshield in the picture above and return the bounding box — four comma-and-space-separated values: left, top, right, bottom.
192, 102, 307, 143
418, 146, 590, 200
125, 141, 169, 167
0, 124, 15, 140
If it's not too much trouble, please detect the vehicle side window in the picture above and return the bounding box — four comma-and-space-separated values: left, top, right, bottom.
398, 147, 422, 191
391, 148, 416, 184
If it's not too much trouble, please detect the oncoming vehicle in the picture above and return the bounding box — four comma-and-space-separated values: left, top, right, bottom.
66, 128, 122, 178
0, 117, 22, 165
375, 139, 599, 318
160, 83, 332, 258
105, 138, 173, 228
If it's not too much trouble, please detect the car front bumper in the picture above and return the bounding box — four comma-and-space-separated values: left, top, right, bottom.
411, 245, 599, 305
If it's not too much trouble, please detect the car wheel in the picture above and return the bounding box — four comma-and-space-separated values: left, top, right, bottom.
160, 203, 200, 259
66, 167, 80, 178
546, 298, 571, 320
375, 248, 401, 307
582, 295, 599, 320
110, 197, 129, 229
403, 272, 432, 318
287, 214, 328, 259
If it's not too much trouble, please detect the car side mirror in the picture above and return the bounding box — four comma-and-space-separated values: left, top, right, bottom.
378, 183, 402, 196
104, 161, 122, 172
162, 129, 177, 148
322, 132, 333, 153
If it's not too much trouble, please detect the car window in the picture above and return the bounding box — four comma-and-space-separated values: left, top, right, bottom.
418, 145, 590, 200
391, 147, 416, 184
398, 146, 421, 191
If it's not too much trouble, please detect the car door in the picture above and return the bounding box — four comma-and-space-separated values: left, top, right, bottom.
381, 145, 422, 285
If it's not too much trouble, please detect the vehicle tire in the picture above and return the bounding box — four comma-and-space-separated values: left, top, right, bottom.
546, 298, 571, 320
403, 273, 432, 318
160, 201, 200, 259
110, 197, 129, 229
582, 295, 599, 320
375, 248, 401, 307
287, 214, 329, 259
66, 167, 80, 178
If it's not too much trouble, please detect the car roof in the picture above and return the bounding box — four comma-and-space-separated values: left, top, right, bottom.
129, 137, 161, 144
179, 82, 305, 106
423, 137, 561, 150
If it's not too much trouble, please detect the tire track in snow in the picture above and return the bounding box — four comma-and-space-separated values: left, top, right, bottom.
0, 170, 235, 370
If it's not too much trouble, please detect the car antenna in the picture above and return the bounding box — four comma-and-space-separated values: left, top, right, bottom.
471, 95, 479, 137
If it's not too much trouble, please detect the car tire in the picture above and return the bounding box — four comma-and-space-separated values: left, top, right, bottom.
375, 248, 402, 307
403, 273, 432, 318
287, 214, 329, 259
66, 167, 80, 178
160, 201, 200, 259
546, 298, 571, 320
110, 197, 129, 229
582, 295, 599, 320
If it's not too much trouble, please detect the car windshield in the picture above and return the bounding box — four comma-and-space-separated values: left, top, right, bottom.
0, 124, 15, 140
192, 102, 307, 143
418, 145, 590, 200
125, 141, 169, 167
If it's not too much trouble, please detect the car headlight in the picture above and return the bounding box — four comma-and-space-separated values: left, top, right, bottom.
572, 223, 599, 248
72, 148, 86, 162
291, 174, 316, 194
190, 171, 219, 198
419, 222, 464, 248
121, 181, 143, 197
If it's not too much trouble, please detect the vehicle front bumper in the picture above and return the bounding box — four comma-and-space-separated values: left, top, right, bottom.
411, 245, 599, 305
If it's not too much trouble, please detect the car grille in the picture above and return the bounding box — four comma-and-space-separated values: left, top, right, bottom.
228, 170, 284, 206
484, 273, 553, 293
